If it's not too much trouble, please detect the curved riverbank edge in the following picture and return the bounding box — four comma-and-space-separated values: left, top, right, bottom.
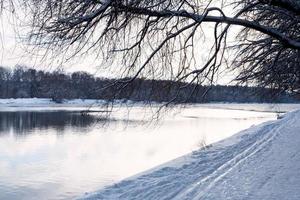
80, 110, 300, 200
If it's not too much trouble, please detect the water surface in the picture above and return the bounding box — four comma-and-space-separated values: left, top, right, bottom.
0, 104, 285, 199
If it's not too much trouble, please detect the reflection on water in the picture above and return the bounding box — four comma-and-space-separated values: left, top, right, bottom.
0, 112, 99, 135
0, 106, 278, 200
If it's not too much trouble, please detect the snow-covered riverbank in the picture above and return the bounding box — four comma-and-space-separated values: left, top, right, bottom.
1, 98, 300, 111
0, 98, 107, 107
80, 110, 300, 200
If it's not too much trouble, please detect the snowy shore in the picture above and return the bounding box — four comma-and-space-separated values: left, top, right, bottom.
0, 98, 106, 107
1, 98, 300, 112
80, 110, 300, 200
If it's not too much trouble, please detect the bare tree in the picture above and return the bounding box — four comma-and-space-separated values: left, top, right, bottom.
233, 0, 300, 94
2, 0, 300, 101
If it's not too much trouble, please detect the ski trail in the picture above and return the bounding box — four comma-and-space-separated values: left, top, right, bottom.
171, 121, 282, 200
194, 122, 286, 199
80, 111, 299, 200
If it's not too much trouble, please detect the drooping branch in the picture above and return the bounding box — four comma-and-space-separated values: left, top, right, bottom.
113, 4, 300, 49
2, 0, 300, 98
258, 0, 300, 15
53, 2, 300, 50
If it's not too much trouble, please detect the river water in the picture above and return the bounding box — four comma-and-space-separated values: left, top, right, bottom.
0, 104, 298, 200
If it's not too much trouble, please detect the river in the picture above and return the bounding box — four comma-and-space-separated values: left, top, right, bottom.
0, 103, 299, 200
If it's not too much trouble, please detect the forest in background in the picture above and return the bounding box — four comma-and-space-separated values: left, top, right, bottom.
0, 66, 298, 104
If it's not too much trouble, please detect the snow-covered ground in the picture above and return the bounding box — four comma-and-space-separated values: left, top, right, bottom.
0, 98, 300, 113
197, 102, 300, 113
1, 97, 300, 107
80, 110, 300, 200
0, 98, 106, 107
1, 98, 300, 112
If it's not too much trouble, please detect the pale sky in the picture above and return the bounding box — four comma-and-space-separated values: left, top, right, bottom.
0, 2, 237, 84
0, 19, 101, 74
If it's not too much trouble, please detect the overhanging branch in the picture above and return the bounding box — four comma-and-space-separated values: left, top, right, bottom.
117, 5, 300, 50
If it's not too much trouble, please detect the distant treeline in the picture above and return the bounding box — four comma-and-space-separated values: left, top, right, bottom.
0, 66, 298, 103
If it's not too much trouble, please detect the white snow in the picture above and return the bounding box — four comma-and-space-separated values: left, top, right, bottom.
198, 102, 300, 113
1, 98, 300, 113
80, 110, 300, 200
0, 98, 107, 107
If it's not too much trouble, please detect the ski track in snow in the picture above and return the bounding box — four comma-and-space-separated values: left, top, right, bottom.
80, 110, 300, 200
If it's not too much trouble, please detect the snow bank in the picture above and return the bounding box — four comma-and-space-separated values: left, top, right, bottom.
199, 103, 300, 113
0, 98, 154, 108
0, 98, 55, 106
1, 98, 299, 112
0, 98, 107, 107
80, 110, 300, 200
